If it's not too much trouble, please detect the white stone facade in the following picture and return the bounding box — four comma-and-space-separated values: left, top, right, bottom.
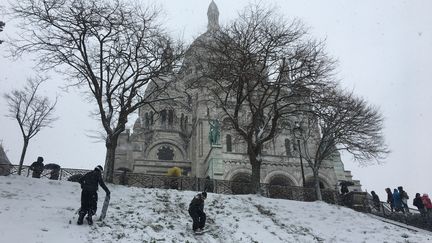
115, 1, 361, 191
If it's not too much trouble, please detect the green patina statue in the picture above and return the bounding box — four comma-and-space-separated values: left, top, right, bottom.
209, 119, 220, 145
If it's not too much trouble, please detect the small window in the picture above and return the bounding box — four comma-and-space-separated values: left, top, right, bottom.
226, 134, 232, 152
168, 110, 174, 125
145, 113, 149, 127
285, 139, 291, 156
150, 111, 154, 125
161, 110, 167, 125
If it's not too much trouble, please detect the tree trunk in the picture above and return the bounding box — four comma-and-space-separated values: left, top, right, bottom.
250, 160, 261, 194
248, 143, 261, 194
104, 135, 119, 183
313, 170, 323, 201
18, 139, 29, 175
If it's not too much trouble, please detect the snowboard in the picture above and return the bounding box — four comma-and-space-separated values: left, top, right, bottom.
99, 194, 110, 221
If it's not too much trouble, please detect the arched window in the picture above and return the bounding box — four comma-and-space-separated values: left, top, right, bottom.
180, 113, 184, 128
157, 145, 174, 160
168, 110, 174, 125
184, 116, 188, 129
226, 134, 232, 152
284, 139, 291, 157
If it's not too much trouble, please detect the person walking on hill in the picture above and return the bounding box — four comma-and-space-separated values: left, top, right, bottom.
29, 156, 44, 178
421, 194, 432, 215
188, 191, 207, 234
371, 191, 380, 211
385, 188, 394, 212
398, 186, 410, 213
77, 165, 110, 225
413, 193, 426, 216
393, 189, 403, 213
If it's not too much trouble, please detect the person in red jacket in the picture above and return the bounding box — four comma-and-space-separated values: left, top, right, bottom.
421, 194, 432, 214
413, 193, 426, 216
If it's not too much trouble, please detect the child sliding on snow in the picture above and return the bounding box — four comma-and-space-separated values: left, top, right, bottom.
188, 191, 207, 234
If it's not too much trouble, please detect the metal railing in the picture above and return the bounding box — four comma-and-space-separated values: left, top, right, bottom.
1, 164, 338, 204
0, 164, 90, 180
0, 165, 338, 204
110, 171, 339, 204
366, 198, 432, 231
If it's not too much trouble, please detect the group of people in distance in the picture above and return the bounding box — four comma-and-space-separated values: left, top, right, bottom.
384, 186, 432, 216
29, 156, 60, 180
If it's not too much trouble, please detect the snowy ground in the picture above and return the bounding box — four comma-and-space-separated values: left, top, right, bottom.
0, 175, 431, 243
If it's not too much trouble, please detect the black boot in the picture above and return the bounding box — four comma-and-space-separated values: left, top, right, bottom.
86, 215, 93, 225
77, 212, 85, 225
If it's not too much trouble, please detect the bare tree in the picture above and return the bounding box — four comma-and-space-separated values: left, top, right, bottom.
297, 87, 389, 200
190, 5, 335, 193
3, 77, 58, 175
0, 20, 4, 44
10, 0, 183, 181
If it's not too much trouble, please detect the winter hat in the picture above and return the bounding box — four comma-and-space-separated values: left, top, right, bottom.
202, 191, 207, 199
37, 156, 44, 162
95, 165, 103, 172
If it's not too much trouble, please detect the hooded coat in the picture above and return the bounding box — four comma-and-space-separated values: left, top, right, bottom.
421, 194, 432, 209
393, 189, 402, 210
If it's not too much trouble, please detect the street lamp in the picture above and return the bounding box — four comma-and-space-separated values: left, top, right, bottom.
293, 122, 306, 187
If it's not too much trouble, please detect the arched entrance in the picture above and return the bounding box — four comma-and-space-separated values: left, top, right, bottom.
304, 179, 326, 189
230, 173, 252, 195
268, 175, 295, 199
303, 177, 329, 201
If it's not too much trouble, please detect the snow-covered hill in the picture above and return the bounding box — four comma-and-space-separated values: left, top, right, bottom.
0, 175, 430, 243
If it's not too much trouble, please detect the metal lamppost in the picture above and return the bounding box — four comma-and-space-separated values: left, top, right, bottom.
294, 122, 306, 187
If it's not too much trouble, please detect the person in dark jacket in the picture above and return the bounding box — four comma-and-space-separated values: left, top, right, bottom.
398, 186, 410, 213
29, 156, 44, 178
188, 191, 207, 233
77, 165, 110, 225
340, 184, 349, 195
413, 193, 426, 216
371, 191, 381, 211
385, 188, 394, 212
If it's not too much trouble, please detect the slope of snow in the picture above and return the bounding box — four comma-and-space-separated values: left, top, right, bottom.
0, 175, 430, 243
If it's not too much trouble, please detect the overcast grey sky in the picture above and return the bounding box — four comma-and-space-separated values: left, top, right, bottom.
1, 0, 431, 201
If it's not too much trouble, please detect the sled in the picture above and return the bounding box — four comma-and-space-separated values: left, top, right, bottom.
99, 194, 110, 221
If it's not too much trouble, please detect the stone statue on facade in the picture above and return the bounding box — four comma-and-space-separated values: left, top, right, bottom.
208, 119, 220, 145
